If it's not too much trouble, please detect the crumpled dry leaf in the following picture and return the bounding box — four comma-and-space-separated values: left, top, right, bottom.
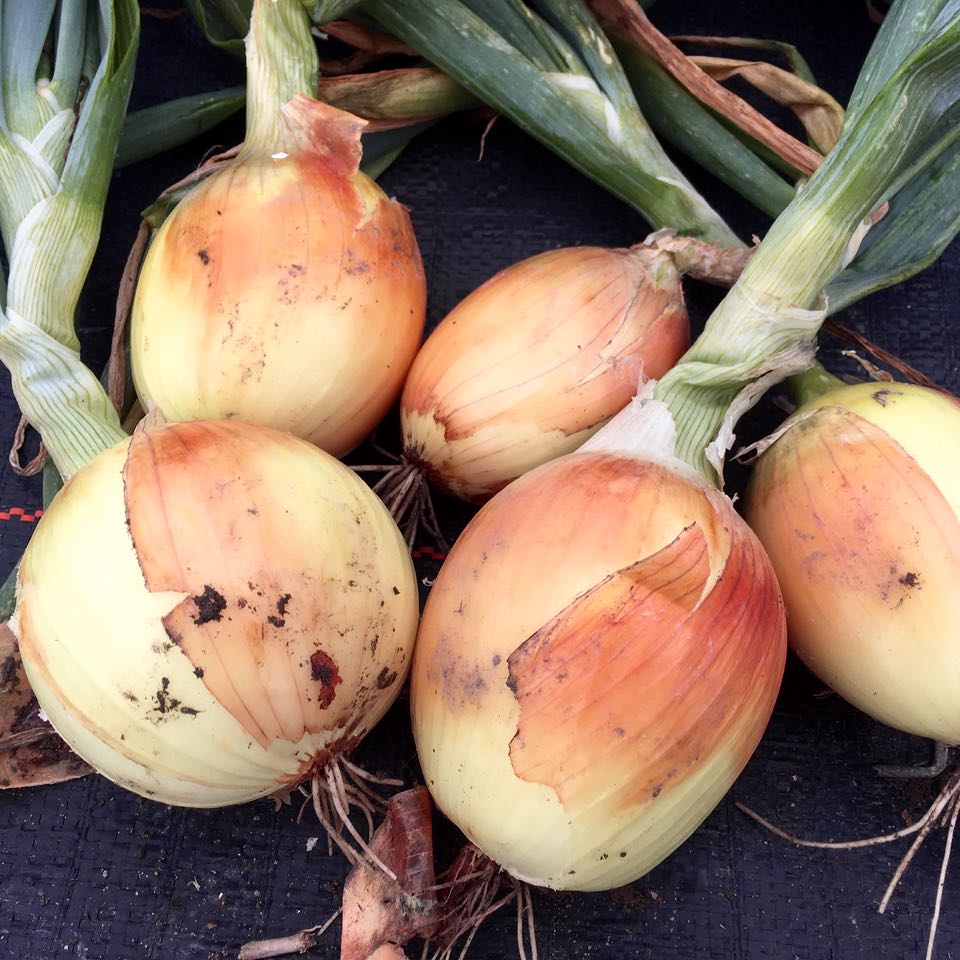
340, 786, 438, 960
689, 54, 844, 153
586, 0, 822, 174
316, 67, 478, 132
0, 622, 90, 788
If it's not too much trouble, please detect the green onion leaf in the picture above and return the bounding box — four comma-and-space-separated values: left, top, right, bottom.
116, 88, 246, 169
362, 0, 740, 244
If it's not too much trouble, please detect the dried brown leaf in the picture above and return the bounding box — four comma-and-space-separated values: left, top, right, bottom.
316, 67, 477, 132
340, 786, 438, 960
587, 0, 822, 175
690, 55, 844, 153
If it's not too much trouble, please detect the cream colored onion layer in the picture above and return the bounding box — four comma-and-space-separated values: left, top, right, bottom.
411, 451, 785, 891
131, 98, 426, 457
15, 420, 419, 807
400, 245, 688, 502
746, 381, 960, 742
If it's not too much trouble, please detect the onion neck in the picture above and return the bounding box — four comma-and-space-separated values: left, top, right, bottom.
241, 0, 319, 158
637, 8, 960, 487
790, 363, 846, 407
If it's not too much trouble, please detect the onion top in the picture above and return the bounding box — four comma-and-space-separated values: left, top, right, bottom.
131, 95, 426, 457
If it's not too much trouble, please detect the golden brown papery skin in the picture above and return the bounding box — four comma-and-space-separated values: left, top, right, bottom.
131, 148, 425, 457
411, 452, 785, 890
400, 246, 688, 502
122, 420, 412, 748
746, 383, 960, 742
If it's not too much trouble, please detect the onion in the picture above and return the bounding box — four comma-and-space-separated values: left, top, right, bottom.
411, 445, 785, 891
745, 379, 960, 742
14, 419, 419, 807
131, 15, 426, 456
395, 245, 687, 503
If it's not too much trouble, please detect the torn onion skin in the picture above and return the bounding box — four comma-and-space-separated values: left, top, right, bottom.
131, 98, 426, 457
746, 381, 960, 743
14, 420, 419, 807
400, 245, 688, 502
411, 451, 785, 891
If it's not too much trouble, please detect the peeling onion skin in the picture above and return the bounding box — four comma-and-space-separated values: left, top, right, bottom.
745, 381, 960, 743
15, 420, 419, 807
400, 246, 688, 502
131, 99, 426, 458
411, 452, 785, 891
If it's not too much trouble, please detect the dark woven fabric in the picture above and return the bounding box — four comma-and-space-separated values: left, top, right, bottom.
2, 2, 959, 958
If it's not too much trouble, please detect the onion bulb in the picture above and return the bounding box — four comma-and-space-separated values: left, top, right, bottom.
397, 244, 688, 503
411, 448, 785, 890
14, 419, 419, 807
745, 380, 960, 742
131, 96, 426, 457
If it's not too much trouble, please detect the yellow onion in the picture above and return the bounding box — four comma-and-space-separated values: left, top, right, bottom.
131, 96, 426, 457
398, 245, 688, 502
745, 380, 960, 742
411, 449, 785, 891
14, 419, 419, 807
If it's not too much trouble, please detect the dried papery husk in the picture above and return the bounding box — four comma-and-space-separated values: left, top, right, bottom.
399, 245, 689, 504
14, 419, 419, 807
745, 381, 960, 743
340, 786, 439, 959
131, 96, 426, 457
0, 622, 91, 788
411, 450, 785, 891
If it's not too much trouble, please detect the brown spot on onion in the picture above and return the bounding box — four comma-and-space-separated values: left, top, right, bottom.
310, 650, 342, 709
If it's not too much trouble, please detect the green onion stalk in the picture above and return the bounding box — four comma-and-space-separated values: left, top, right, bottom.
361, 0, 739, 245
0, 0, 139, 480
648, 0, 960, 483
0, 1, 139, 620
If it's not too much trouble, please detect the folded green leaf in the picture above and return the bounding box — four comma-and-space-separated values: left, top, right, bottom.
460, 0, 583, 74
1, 1, 58, 138
186, 0, 251, 54
828, 127, 960, 313
116, 87, 246, 168
303, 0, 364, 23
844, 0, 952, 125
